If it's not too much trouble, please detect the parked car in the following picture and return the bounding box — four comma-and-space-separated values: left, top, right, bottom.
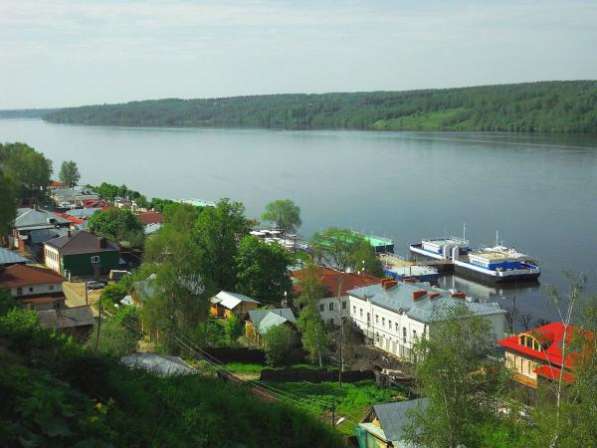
86, 281, 106, 290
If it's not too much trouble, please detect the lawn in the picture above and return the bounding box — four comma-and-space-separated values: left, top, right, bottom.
263, 380, 407, 436
225, 362, 266, 380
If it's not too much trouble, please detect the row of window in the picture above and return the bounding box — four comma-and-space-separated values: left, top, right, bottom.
352, 304, 417, 343
319, 300, 348, 312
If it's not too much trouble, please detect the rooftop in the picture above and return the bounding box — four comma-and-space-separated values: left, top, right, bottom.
37, 306, 95, 329
211, 290, 260, 310
292, 266, 382, 297
136, 211, 164, 225
14, 208, 69, 230
0, 264, 63, 288
248, 308, 296, 335
0, 248, 29, 266
360, 398, 428, 443
45, 230, 119, 255
348, 282, 506, 323
121, 353, 195, 377
499, 322, 590, 370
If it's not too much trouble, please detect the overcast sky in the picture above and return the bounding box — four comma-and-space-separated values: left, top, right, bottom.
1, 0, 596, 109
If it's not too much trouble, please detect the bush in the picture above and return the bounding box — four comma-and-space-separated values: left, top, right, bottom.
224, 314, 243, 345
263, 325, 298, 367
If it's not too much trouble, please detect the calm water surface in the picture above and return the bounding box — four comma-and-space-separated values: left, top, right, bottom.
1, 119, 596, 325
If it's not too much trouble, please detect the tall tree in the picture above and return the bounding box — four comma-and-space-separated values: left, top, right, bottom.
349, 239, 384, 277
312, 227, 381, 275
58, 160, 80, 187
87, 207, 144, 248
0, 170, 16, 237
295, 263, 328, 367
192, 199, 249, 291
0, 143, 52, 205
261, 199, 302, 233
235, 236, 292, 304
404, 305, 503, 448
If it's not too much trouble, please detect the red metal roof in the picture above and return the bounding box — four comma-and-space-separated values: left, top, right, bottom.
0, 264, 63, 288
136, 211, 164, 225
534, 365, 575, 384
292, 266, 382, 297
498, 322, 587, 370
53, 212, 85, 225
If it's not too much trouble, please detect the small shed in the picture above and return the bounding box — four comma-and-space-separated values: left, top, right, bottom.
245, 308, 297, 345
356, 398, 428, 448
210, 290, 260, 319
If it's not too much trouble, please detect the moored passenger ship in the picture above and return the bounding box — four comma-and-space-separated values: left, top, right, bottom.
409, 238, 540, 284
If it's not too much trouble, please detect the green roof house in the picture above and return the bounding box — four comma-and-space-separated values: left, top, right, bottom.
43, 230, 120, 278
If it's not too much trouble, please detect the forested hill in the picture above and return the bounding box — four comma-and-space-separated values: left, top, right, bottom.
43, 81, 597, 133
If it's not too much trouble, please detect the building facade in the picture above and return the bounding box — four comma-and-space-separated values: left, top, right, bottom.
0, 264, 65, 310
348, 280, 507, 361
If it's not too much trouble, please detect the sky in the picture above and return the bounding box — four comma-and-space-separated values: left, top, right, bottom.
1, 0, 596, 109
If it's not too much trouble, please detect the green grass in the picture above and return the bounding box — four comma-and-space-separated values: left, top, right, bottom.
264, 380, 407, 436
225, 362, 266, 375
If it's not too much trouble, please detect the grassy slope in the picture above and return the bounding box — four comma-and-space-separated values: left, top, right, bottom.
0, 309, 343, 448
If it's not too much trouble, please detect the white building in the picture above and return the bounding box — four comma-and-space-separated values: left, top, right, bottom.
348, 280, 507, 360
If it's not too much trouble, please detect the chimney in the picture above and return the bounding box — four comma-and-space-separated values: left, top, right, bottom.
97, 236, 105, 249
412, 289, 427, 301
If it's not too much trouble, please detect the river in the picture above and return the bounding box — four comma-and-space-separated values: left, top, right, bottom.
1, 119, 596, 326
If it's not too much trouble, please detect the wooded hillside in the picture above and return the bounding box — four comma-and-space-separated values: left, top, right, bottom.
43, 81, 597, 133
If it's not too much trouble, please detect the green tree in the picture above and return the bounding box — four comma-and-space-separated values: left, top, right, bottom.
0, 289, 16, 316
349, 239, 384, 277
403, 305, 503, 448
263, 324, 297, 367
261, 199, 302, 233
100, 283, 128, 305
224, 313, 243, 345
295, 264, 328, 367
235, 236, 292, 304
90, 306, 140, 357
87, 207, 144, 248
0, 170, 17, 237
0, 142, 52, 205
58, 160, 80, 187
193, 199, 249, 291
312, 227, 381, 274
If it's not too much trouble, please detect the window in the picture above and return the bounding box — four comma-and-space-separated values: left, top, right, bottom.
319, 304, 324, 312
90, 255, 100, 264
342, 301, 347, 310
395, 322, 399, 332
382, 317, 385, 326
329, 302, 334, 311
16, 287, 22, 296
375, 314, 379, 323
403, 327, 407, 343
353, 305, 356, 314
388, 320, 392, 330
413, 329, 417, 340
367, 312, 370, 323
49, 285, 54, 291
360, 308, 363, 318
29, 287, 34, 293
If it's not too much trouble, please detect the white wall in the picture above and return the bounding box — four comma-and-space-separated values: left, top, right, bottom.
10, 282, 63, 298
44, 245, 62, 274
348, 293, 506, 361
317, 295, 350, 325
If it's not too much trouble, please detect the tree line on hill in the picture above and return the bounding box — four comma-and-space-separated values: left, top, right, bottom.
43, 81, 597, 133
